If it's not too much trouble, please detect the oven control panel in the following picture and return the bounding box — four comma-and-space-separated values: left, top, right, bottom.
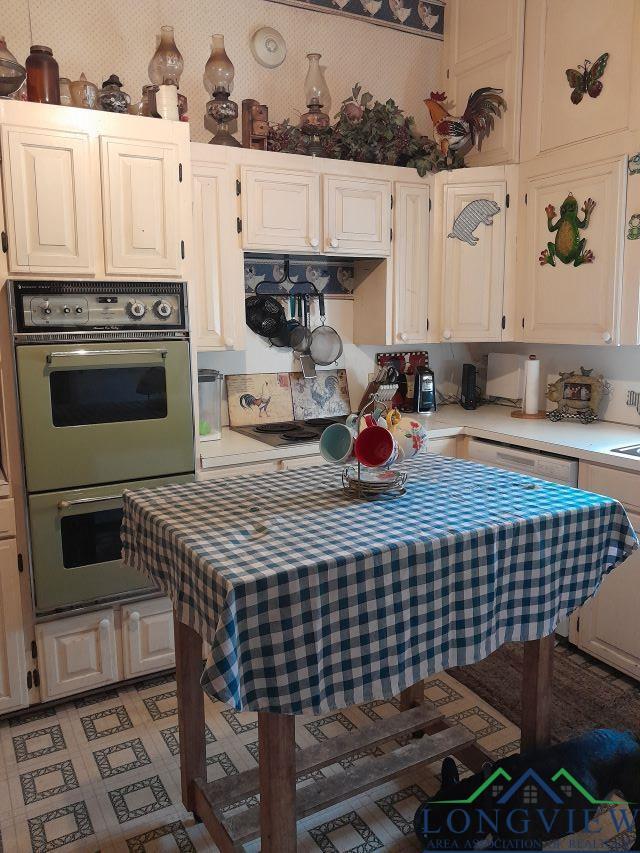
11, 282, 187, 333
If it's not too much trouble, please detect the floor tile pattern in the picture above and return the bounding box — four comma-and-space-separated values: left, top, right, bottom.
0, 651, 631, 852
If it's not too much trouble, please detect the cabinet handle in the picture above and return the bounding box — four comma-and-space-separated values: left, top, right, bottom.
398, 332, 409, 342
224, 337, 235, 348
442, 329, 452, 340
602, 331, 612, 343
309, 237, 319, 248
329, 238, 339, 249
129, 611, 140, 631
276, 460, 286, 471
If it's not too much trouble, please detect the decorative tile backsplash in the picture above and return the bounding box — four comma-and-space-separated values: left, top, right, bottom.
244, 254, 356, 295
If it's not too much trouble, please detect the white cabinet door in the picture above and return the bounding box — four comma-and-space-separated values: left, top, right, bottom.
241, 166, 320, 252
440, 178, 507, 342
100, 136, 181, 275
393, 182, 430, 345
520, 156, 626, 345
443, 0, 525, 165
37, 610, 119, 701
0, 539, 28, 713
574, 509, 640, 680
191, 163, 245, 350
1, 126, 95, 274
122, 598, 175, 679
521, 0, 639, 160
324, 176, 391, 257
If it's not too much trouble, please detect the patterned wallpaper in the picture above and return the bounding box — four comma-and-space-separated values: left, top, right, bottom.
1, 0, 441, 143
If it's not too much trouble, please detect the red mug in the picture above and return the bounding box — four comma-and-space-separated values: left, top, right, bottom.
354, 424, 398, 468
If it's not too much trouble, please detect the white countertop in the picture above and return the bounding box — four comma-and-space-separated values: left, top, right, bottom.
199, 405, 640, 473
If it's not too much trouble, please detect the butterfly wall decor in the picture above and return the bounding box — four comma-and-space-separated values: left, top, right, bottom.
565, 53, 609, 104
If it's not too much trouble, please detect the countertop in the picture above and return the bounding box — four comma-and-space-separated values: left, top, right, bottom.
199, 405, 640, 474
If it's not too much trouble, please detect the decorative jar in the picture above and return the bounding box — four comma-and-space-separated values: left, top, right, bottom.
26, 45, 60, 104
99, 74, 130, 113
70, 73, 98, 109
0, 37, 25, 97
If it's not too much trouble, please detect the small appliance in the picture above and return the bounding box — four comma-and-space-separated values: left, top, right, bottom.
413, 366, 437, 414
461, 363, 478, 410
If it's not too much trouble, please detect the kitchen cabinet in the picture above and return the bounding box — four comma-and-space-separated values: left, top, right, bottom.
438, 168, 510, 342
520, 0, 640, 161
1, 126, 95, 274
442, 0, 525, 166
100, 136, 182, 276
393, 183, 430, 344
191, 157, 245, 350
241, 165, 320, 253
122, 598, 175, 678
36, 609, 119, 701
0, 538, 28, 712
324, 175, 391, 257
571, 463, 640, 679
427, 437, 459, 457
518, 155, 627, 345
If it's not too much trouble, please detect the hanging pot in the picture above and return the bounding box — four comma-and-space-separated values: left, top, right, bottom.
245, 292, 285, 338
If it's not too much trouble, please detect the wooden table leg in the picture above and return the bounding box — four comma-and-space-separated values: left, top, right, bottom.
399, 680, 426, 738
174, 613, 206, 817
520, 634, 555, 754
259, 711, 297, 852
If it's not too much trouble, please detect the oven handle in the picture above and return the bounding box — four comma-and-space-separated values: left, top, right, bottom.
46, 348, 168, 364
58, 494, 122, 510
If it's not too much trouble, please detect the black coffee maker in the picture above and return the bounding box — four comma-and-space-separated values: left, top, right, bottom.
413, 366, 437, 414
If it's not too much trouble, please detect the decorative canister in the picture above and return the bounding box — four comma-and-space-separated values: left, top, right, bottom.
70, 73, 98, 109
0, 37, 26, 97
25, 45, 60, 104
58, 77, 72, 106
198, 369, 223, 440
99, 74, 130, 113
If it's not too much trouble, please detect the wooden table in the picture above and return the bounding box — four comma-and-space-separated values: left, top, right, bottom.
174, 615, 554, 853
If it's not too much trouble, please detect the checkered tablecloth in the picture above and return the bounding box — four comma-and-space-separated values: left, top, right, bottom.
121, 454, 638, 714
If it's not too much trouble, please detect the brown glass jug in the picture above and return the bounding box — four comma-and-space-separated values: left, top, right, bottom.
26, 45, 60, 105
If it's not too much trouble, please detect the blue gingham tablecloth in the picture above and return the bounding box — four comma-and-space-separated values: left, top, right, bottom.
121, 454, 638, 714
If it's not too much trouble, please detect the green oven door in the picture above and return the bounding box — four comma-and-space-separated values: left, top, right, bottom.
29, 474, 193, 613
17, 341, 194, 492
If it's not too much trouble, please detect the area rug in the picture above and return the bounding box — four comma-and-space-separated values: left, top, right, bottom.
450, 641, 640, 743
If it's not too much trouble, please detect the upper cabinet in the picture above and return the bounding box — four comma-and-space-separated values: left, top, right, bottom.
520, 0, 640, 161
100, 137, 181, 276
518, 154, 627, 345
1, 126, 95, 274
442, 0, 525, 166
393, 182, 430, 344
437, 167, 514, 342
241, 166, 320, 253
191, 152, 245, 350
0, 101, 190, 280
324, 176, 391, 257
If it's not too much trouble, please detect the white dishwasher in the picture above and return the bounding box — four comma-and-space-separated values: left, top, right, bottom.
466, 438, 578, 486
466, 438, 579, 637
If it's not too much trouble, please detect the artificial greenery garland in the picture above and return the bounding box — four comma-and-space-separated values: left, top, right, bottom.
268, 84, 463, 175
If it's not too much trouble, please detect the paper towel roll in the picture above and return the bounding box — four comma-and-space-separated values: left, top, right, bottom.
523, 355, 540, 415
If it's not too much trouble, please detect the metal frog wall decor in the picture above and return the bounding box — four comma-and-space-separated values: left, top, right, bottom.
447, 199, 501, 247
628, 214, 640, 240
546, 368, 605, 423
565, 53, 609, 104
539, 193, 596, 267
628, 153, 640, 176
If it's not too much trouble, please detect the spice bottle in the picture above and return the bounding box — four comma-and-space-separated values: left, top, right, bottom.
26, 45, 60, 104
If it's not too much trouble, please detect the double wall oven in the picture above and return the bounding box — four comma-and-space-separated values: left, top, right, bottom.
8, 281, 194, 615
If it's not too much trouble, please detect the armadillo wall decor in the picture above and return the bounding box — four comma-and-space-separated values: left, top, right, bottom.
447, 199, 501, 247
263, 0, 444, 40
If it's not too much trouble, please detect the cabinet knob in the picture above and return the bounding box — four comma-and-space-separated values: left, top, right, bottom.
276, 460, 286, 471
398, 332, 409, 342
129, 611, 140, 629
309, 237, 319, 248
224, 337, 235, 348
602, 331, 612, 343
98, 618, 110, 641
442, 329, 452, 340
329, 238, 339, 249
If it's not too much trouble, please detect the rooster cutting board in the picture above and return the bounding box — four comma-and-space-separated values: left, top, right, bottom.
290, 369, 351, 420
226, 373, 294, 426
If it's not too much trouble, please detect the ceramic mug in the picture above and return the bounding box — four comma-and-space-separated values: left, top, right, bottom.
354, 424, 399, 468
319, 422, 356, 465
393, 417, 428, 462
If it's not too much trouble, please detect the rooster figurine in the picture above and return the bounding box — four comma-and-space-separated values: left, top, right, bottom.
425, 88, 506, 159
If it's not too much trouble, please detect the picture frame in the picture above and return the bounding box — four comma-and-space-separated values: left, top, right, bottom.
546, 369, 605, 423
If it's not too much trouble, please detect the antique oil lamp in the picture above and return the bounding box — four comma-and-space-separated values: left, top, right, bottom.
300, 53, 331, 156
204, 34, 241, 147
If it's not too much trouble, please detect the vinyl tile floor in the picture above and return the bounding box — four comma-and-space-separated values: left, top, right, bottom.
0, 665, 632, 852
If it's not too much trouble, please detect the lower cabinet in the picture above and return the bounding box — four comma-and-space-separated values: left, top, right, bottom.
37, 610, 119, 701
0, 538, 28, 713
427, 436, 459, 457
122, 598, 175, 678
